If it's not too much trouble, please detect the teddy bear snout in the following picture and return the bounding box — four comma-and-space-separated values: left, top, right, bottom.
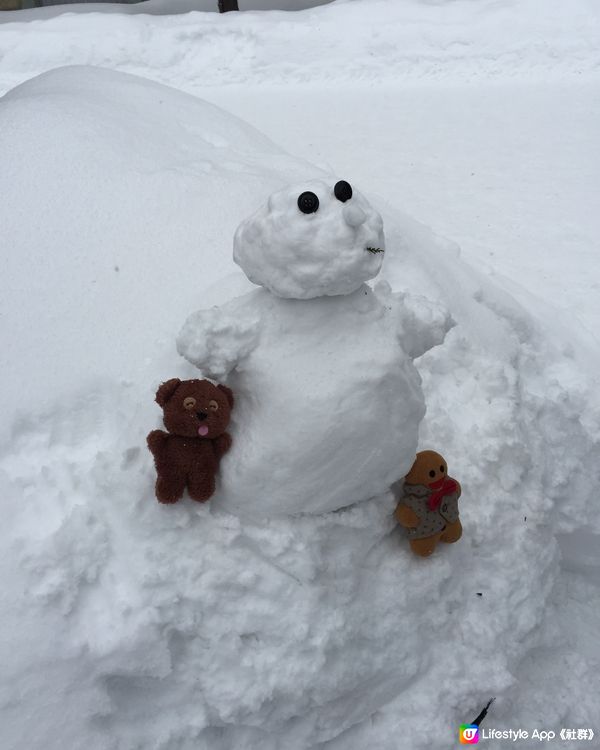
196, 411, 208, 421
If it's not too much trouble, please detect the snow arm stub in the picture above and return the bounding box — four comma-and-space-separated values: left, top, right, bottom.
376, 281, 454, 359
176, 303, 260, 380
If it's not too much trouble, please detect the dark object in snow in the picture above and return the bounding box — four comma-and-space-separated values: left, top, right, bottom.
394, 450, 462, 557
19, 1, 140, 6
471, 698, 495, 726
218, 0, 239, 11
297, 191, 320, 214
147, 378, 233, 504
334, 180, 353, 202
476, 592, 483, 597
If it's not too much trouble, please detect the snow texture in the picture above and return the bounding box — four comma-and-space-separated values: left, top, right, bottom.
0, 1, 599, 749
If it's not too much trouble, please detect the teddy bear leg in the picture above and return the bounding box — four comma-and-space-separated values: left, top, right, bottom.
409, 533, 442, 557
155, 472, 186, 504
187, 471, 216, 503
440, 519, 462, 544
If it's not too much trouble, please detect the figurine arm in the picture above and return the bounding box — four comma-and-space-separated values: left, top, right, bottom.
177, 301, 260, 380
395, 503, 420, 528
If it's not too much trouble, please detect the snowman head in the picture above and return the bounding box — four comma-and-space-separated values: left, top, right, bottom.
233, 179, 385, 299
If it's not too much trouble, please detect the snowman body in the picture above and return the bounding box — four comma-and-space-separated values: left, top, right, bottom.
177, 179, 449, 517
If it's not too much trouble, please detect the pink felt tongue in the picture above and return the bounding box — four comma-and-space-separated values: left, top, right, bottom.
198, 425, 209, 437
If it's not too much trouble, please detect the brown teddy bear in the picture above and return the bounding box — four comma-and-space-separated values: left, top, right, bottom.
395, 450, 462, 557
147, 378, 233, 504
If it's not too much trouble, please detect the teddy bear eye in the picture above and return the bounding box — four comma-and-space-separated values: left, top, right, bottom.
208, 400, 219, 411
440, 465, 445, 472
183, 397, 196, 410
429, 470, 436, 478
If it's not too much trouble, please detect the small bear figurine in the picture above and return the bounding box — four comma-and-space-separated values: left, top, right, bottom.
147, 378, 233, 504
395, 450, 462, 557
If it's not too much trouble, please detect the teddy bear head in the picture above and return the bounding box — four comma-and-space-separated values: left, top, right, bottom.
155, 378, 233, 439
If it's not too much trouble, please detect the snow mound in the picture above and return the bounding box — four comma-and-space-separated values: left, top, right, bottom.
0, 0, 598, 97
1, 66, 599, 750
0, 64, 314, 435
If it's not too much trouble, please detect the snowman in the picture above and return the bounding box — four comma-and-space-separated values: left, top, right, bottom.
177, 179, 450, 517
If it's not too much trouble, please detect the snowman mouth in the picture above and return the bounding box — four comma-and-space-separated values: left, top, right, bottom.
366, 246, 384, 254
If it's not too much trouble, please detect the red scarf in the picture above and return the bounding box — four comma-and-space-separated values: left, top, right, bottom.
428, 477, 458, 511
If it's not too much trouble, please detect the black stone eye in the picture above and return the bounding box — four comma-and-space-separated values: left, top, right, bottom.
297, 191, 319, 214
440, 465, 445, 472
429, 470, 436, 478
334, 180, 352, 202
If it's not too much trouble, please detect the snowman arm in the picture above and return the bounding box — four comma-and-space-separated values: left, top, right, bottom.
176, 304, 259, 380
393, 291, 454, 360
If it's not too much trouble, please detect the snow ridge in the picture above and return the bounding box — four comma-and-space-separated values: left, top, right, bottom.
0, 0, 599, 97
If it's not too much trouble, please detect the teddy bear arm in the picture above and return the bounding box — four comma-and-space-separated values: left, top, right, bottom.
395, 503, 420, 528
213, 432, 232, 460
147, 429, 169, 457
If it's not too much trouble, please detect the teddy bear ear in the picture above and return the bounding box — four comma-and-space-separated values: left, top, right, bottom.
217, 384, 234, 408
155, 378, 181, 407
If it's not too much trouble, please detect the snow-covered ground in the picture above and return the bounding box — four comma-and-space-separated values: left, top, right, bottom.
0, 2, 599, 749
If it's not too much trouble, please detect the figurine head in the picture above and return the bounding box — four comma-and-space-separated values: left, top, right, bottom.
405, 450, 448, 487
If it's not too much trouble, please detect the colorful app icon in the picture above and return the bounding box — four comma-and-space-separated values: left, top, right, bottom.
459, 724, 479, 744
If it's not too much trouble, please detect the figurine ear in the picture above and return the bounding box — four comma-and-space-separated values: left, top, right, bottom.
217, 384, 234, 409
155, 378, 181, 407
